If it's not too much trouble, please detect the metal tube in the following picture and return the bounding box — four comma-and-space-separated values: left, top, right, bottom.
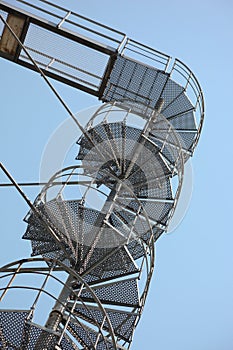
45, 274, 73, 330
38, 0, 125, 36
34, 274, 74, 349
0, 163, 38, 213
0, 262, 22, 302
57, 11, 71, 29
0, 180, 94, 187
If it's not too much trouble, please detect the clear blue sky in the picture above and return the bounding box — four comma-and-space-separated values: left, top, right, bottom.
0, 0, 233, 349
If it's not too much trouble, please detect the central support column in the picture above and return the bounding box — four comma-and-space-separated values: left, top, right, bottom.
35, 274, 74, 349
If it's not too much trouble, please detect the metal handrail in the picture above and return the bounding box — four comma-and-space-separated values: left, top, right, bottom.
13, 0, 125, 46
171, 58, 205, 151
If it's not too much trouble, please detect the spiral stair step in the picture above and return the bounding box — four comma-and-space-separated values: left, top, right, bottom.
77, 278, 140, 308
67, 304, 138, 344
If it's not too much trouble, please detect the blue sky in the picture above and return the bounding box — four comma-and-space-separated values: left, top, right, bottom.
0, 0, 233, 349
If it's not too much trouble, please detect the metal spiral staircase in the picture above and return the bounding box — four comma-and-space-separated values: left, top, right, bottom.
0, 1, 204, 349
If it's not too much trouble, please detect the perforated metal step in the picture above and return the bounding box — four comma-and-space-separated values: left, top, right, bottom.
65, 318, 114, 350
70, 304, 138, 343
81, 246, 139, 285
0, 310, 63, 349
79, 278, 140, 308
0, 310, 30, 349
77, 122, 173, 181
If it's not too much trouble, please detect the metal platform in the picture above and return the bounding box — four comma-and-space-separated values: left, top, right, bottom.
0, 0, 170, 96
0, 1, 204, 154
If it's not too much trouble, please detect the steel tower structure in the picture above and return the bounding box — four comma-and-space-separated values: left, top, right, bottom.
0, 1, 204, 349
